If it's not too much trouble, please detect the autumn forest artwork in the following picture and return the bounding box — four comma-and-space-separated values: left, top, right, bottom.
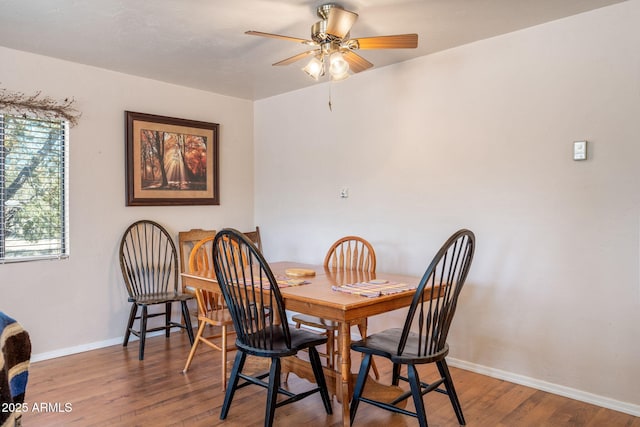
139, 129, 207, 191
126, 111, 219, 206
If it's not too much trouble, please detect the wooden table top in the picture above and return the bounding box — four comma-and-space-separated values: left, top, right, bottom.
182, 261, 422, 323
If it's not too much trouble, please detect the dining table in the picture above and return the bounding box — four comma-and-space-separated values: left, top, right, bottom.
181, 261, 422, 427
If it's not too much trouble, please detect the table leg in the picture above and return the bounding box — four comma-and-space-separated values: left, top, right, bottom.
339, 321, 352, 427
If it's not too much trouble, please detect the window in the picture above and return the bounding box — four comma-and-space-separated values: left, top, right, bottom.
0, 114, 69, 263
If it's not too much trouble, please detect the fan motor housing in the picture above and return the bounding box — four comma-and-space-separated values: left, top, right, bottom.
311, 19, 348, 44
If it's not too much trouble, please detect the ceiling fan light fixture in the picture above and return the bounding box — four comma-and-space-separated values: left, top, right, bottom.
246, 3, 418, 85
328, 51, 349, 80
302, 56, 325, 80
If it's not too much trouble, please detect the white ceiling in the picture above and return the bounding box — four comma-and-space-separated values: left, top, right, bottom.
0, 0, 626, 100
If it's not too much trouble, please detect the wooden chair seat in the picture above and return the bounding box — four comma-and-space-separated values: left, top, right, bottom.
199, 308, 234, 325
127, 292, 193, 305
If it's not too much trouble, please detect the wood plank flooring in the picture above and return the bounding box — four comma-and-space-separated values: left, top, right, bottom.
22, 332, 639, 427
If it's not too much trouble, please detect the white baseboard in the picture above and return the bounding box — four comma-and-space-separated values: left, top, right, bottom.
30, 331, 164, 363
447, 357, 640, 418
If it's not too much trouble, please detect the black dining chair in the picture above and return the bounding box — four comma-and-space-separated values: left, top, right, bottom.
212, 228, 332, 427
349, 229, 475, 427
119, 220, 195, 360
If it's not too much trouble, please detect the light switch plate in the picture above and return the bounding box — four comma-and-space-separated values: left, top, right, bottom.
573, 141, 587, 161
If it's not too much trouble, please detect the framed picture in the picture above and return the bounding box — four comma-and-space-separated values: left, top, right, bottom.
125, 111, 219, 206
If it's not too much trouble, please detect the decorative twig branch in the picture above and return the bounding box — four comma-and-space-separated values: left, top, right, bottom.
0, 87, 82, 127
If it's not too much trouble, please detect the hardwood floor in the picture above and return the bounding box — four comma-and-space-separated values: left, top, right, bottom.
23, 332, 639, 427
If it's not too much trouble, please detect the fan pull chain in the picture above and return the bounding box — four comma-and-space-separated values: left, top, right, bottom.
328, 82, 333, 111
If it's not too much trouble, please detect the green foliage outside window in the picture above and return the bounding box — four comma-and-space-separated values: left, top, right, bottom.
1, 114, 68, 261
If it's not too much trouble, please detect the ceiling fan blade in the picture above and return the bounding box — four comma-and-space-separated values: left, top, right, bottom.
272, 50, 319, 66
326, 7, 358, 39
342, 51, 373, 74
245, 30, 313, 45
351, 34, 418, 49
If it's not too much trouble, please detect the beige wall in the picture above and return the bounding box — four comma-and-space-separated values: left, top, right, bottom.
255, 0, 640, 414
0, 46, 255, 357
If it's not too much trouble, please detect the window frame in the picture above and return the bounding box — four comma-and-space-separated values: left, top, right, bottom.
0, 113, 70, 263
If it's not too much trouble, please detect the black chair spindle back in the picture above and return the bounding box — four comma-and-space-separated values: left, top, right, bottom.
120, 220, 179, 297
399, 229, 475, 360
213, 229, 291, 355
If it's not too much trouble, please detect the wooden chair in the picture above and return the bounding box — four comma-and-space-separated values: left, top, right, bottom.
178, 226, 261, 303
291, 236, 379, 378
178, 228, 218, 326
324, 236, 376, 272
350, 229, 475, 427
178, 228, 217, 292
182, 235, 236, 390
242, 225, 262, 252
213, 229, 332, 427
179, 227, 261, 276
119, 220, 195, 360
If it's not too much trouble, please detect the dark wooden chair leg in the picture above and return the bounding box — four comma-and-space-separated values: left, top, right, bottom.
350, 353, 372, 424
309, 347, 332, 414
407, 365, 428, 427
265, 358, 281, 427
221, 351, 246, 420
139, 305, 148, 360
165, 302, 171, 338
392, 363, 401, 385
181, 301, 195, 344
123, 304, 137, 347
437, 360, 465, 425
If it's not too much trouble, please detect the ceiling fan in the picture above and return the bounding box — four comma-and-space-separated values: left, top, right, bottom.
246, 3, 418, 81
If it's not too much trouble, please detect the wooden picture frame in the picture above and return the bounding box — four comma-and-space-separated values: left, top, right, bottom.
125, 111, 219, 206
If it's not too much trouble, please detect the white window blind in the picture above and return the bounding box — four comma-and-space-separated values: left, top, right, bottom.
0, 114, 69, 263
